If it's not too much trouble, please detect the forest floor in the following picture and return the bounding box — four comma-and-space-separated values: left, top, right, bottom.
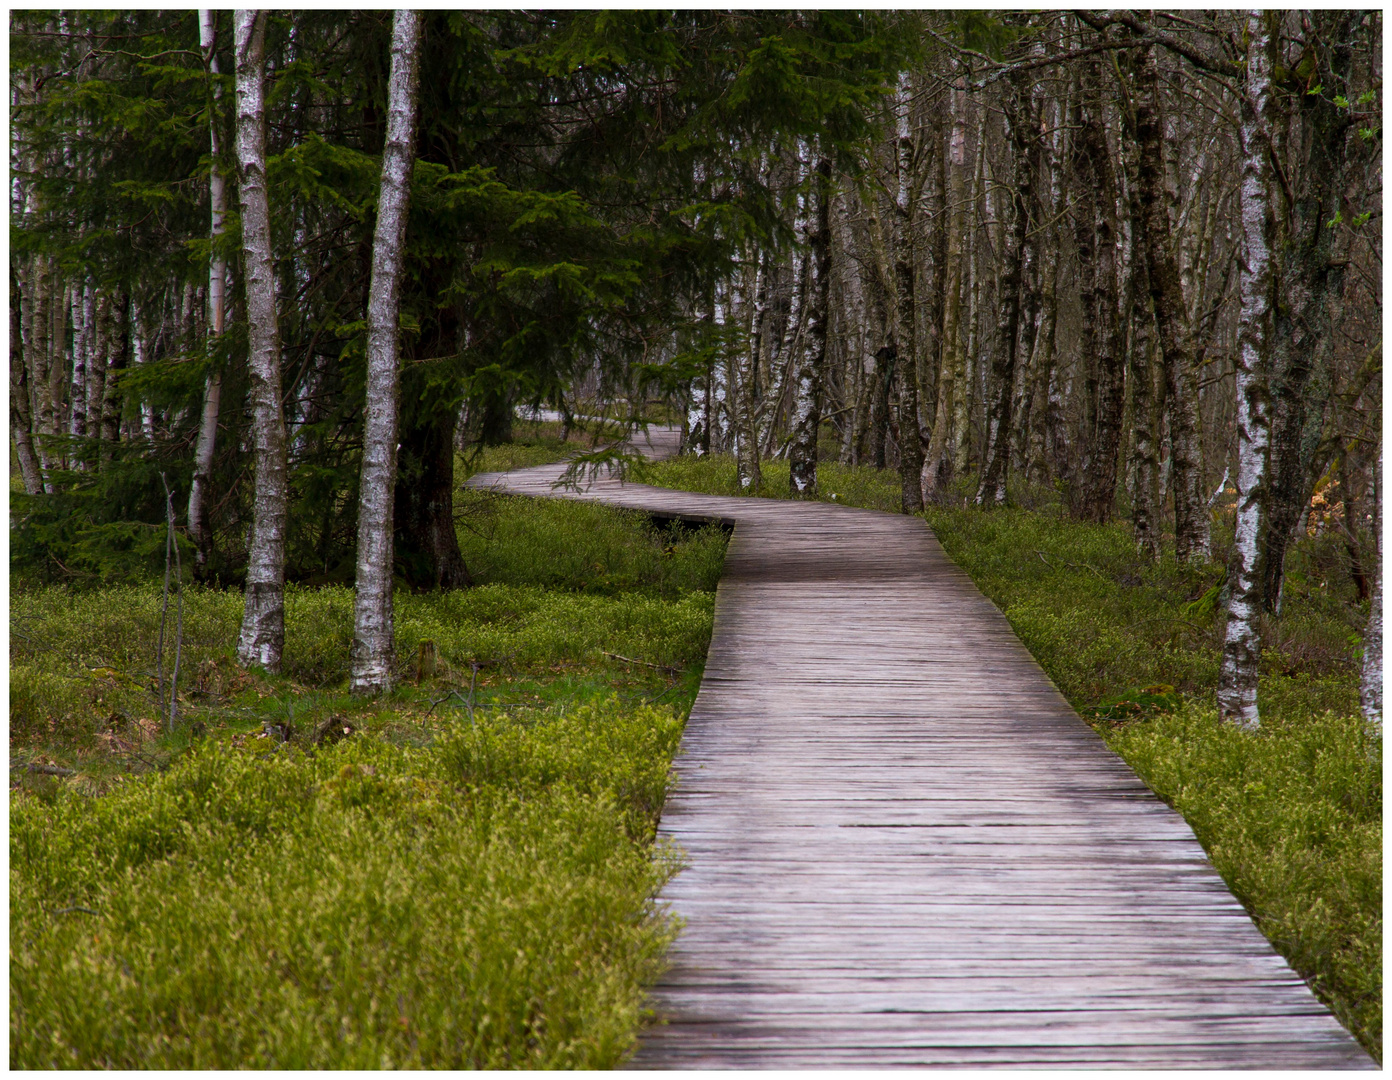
10, 428, 1380, 1064
10, 427, 728, 1068
640, 450, 1381, 1062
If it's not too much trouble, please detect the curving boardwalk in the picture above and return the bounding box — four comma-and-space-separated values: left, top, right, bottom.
466, 428, 1372, 1069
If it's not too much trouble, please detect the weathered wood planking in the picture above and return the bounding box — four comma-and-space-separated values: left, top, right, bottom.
466, 427, 1373, 1069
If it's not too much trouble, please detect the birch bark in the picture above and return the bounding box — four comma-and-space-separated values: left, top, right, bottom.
788, 158, 832, 499
234, 9, 290, 673
189, 8, 228, 570
890, 76, 924, 513
69, 281, 89, 442
736, 250, 768, 491
351, 8, 422, 695
1361, 442, 1381, 741
1218, 12, 1277, 730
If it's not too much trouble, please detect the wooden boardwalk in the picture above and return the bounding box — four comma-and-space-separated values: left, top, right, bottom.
467, 429, 1373, 1069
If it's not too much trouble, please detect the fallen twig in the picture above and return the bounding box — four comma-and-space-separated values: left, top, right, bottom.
11, 763, 77, 777
603, 650, 682, 674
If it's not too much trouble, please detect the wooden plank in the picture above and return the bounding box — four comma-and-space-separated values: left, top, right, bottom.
465, 430, 1375, 1070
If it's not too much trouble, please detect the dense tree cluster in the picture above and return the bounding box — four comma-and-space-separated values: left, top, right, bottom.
9, 11, 1382, 725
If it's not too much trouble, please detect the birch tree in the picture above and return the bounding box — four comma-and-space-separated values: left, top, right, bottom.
350, 9, 423, 695
1217, 12, 1277, 730
187, 8, 228, 571
234, 9, 290, 672
788, 157, 832, 499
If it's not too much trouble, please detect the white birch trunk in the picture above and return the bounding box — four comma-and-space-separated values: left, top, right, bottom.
234, 9, 290, 673
351, 9, 423, 694
711, 282, 730, 454
788, 157, 832, 498
1218, 12, 1277, 731
736, 249, 768, 491
189, 9, 228, 568
1361, 436, 1382, 742
69, 281, 89, 441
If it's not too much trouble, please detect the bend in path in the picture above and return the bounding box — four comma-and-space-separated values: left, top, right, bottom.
466, 428, 1373, 1069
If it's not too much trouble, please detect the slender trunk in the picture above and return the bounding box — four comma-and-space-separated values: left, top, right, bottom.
891, 79, 924, 513
835, 193, 869, 465
25, 255, 55, 489
1077, 63, 1122, 522
189, 9, 229, 570
1263, 11, 1355, 613
1361, 440, 1382, 741
925, 77, 968, 501
1025, 84, 1063, 487
710, 281, 730, 454
1218, 14, 1277, 730
1134, 44, 1208, 561
84, 292, 109, 459
788, 157, 833, 498
11, 276, 44, 494
974, 75, 1031, 507
100, 293, 128, 449
736, 250, 767, 491
953, 107, 986, 477
234, 9, 289, 673
1124, 141, 1160, 558
132, 298, 155, 441
69, 281, 89, 443
352, 8, 422, 695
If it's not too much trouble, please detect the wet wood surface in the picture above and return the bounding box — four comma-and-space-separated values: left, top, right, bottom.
466, 427, 1372, 1069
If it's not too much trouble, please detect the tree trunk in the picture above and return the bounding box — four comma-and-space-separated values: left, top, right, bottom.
1262, 11, 1355, 614
351, 9, 422, 695
1134, 43, 1209, 562
1218, 14, 1277, 730
974, 75, 1030, 507
100, 292, 128, 449
24, 254, 55, 490
736, 250, 767, 492
234, 9, 290, 673
788, 157, 832, 499
953, 107, 986, 478
10, 275, 44, 495
1123, 130, 1160, 558
1361, 439, 1382, 741
69, 281, 89, 445
189, 8, 229, 571
891, 77, 924, 513
1076, 62, 1122, 523
924, 76, 967, 502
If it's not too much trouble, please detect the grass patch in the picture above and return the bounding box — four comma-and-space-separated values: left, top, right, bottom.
10, 473, 727, 1068
647, 450, 1381, 1062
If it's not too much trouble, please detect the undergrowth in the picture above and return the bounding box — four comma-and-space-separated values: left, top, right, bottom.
646, 449, 1381, 1062
11, 434, 727, 1068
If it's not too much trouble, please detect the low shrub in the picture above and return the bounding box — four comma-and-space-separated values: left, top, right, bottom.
11, 704, 681, 1068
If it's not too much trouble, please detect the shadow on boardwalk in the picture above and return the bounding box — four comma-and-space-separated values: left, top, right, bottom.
467, 428, 1372, 1069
